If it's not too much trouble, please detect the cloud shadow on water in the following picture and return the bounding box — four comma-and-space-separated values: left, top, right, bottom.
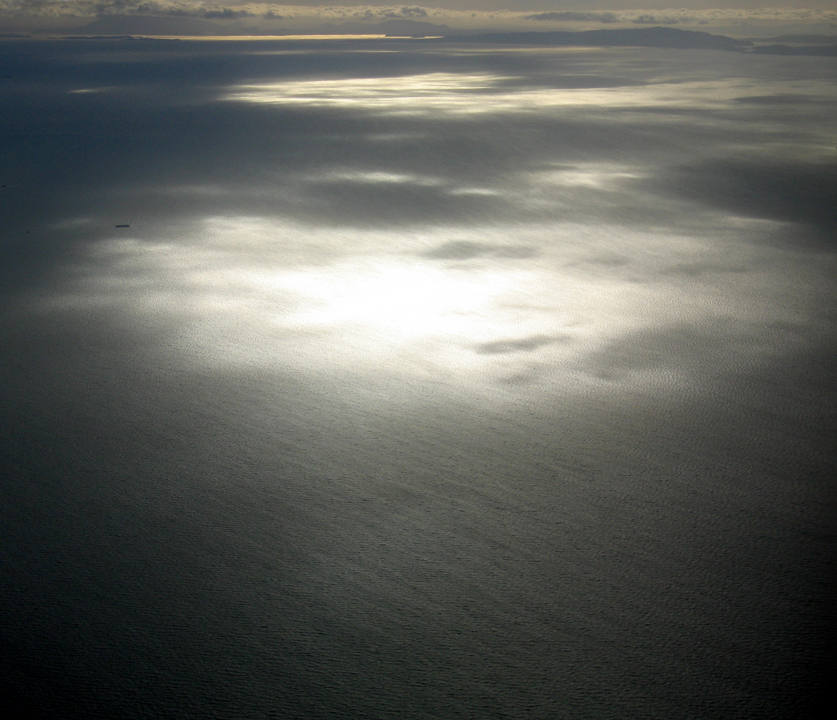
0, 38, 835, 720
422, 240, 538, 260
475, 334, 568, 355
645, 159, 837, 243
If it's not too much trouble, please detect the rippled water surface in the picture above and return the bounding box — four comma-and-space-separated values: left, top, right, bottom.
1, 39, 834, 719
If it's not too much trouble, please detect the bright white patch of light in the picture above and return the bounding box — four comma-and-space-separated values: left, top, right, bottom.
529, 163, 648, 190
43, 211, 823, 397
308, 170, 444, 186
223, 73, 508, 115
223, 72, 837, 122
275, 262, 510, 339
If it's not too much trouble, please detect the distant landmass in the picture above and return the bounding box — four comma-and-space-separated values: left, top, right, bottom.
749, 43, 837, 56
59, 19, 837, 57
313, 19, 453, 37
453, 27, 752, 52
759, 34, 837, 44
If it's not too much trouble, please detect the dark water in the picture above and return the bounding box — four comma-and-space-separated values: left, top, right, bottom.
1, 39, 834, 718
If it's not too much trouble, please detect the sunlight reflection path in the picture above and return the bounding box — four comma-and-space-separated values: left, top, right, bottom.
47, 212, 819, 395
35, 52, 837, 398
223, 71, 837, 127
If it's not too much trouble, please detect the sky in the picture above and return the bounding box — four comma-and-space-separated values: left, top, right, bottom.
2, 1, 837, 35
1, 32, 835, 718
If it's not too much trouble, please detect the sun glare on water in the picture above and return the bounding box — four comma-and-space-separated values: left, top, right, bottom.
274, 262, 511, 340
47, 207, 809, 393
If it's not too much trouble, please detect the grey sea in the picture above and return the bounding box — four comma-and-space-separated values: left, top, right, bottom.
1, 38, 835, 719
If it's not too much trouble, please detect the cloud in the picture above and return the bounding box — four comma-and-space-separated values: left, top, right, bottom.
525, 12, 617, 24
202, 8, 252, 20
3, 3, 837, 34
392, 6, 426, 19
631, 14, 686, 26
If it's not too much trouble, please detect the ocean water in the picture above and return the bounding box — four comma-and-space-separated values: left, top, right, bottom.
0, 39, 834, 718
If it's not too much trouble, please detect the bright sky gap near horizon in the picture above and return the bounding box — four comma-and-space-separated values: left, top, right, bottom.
1, 14, 835, 720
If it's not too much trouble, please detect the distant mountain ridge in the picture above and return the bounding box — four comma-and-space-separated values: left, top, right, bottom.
315, 19, 452, 37
758, 34, 837, 44
72, 19, 749, 52
749, 43, 837, 56
454, 26, 752, 51
65, 18, 837, 56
